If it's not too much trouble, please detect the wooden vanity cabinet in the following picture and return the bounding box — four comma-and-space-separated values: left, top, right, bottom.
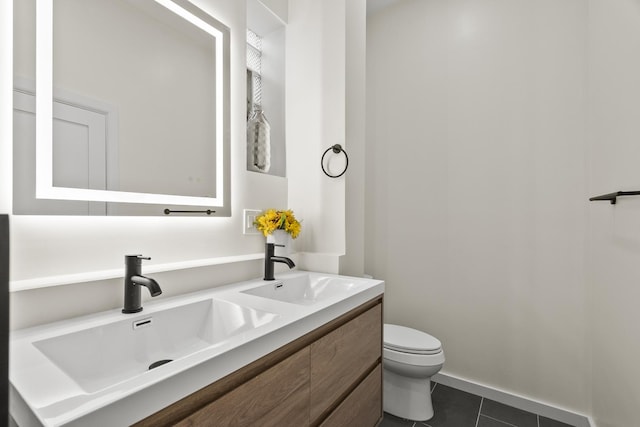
135, 297, 382, 427
176, 347, 310, 427
319, 364, 382, 427
310, 304, 382, 422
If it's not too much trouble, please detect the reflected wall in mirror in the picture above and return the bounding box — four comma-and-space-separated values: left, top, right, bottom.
13, 0, 231, 216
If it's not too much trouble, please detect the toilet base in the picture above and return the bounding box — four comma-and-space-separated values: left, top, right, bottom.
383, 368, 434, 421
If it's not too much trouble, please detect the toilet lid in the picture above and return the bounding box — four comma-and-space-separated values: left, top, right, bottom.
384, 324, 442, 355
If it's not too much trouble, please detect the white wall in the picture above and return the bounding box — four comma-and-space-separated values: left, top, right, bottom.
340, 0, 367, 277
260, 25, 287, 178
286, 0, 347, 266
0, 1, 11, 216
587, 1, 640, 426
367, 0, 590, 415
260, 0, 288, 23
3, 0, 290, 329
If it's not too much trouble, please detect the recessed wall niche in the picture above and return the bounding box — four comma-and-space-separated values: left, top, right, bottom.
246, 0, 286, 178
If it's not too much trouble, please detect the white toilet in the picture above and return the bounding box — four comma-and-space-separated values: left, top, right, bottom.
383, 324, 445, 421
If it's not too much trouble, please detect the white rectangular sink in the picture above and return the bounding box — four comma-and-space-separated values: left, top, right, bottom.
241, 273, 363, 305
32, 299, 278, 393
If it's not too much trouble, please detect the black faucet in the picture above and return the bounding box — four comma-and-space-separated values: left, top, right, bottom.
122, 255, 162, 314
264, 243, 295, 281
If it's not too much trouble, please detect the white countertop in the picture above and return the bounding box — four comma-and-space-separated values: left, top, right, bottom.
10, 270, 384, 426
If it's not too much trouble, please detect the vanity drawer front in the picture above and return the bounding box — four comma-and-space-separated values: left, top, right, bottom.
319, 363, 382, 427
309, 303, 382, 422
176, 347, 310, 427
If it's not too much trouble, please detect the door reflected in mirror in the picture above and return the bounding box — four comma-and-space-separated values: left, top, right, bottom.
13, 0, 231, 216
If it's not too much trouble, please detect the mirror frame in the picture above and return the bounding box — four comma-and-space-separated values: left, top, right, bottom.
34, 0, 230, 211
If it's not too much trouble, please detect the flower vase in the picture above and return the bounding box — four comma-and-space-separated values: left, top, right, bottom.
267, 229, 291, 256
247, 107, 271, 173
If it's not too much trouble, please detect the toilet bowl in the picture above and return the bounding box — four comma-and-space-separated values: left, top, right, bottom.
383, 324, 445, 421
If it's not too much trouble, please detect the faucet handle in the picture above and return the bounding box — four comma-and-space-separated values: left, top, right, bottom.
125, 254, 151, 264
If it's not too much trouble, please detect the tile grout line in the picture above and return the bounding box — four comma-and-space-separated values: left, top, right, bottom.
474, 397, 484, 427
481, 414, 519, 427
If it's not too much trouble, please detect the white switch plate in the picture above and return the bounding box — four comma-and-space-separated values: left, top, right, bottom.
243, 209, 262, 235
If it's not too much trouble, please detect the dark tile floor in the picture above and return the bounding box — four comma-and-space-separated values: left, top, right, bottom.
380, 383, 576, 427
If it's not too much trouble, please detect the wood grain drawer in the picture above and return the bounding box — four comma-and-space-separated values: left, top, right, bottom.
319, 364, 382, 427
176, 347, 310, 427
309, 303, 382, 422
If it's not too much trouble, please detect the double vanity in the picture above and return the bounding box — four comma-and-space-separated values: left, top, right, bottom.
10, 271, 384, 426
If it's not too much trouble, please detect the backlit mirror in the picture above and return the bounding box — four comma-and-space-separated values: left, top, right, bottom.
13, 0, 230, 216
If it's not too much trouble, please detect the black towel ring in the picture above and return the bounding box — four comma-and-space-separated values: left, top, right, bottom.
321, 144, 349, 178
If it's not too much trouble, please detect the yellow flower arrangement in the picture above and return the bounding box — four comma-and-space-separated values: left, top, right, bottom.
254, 209, 301, 239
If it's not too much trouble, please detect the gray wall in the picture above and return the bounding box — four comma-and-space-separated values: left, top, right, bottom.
366, 0, 589, 416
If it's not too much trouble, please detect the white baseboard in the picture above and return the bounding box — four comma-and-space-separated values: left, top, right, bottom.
432, 372, 593, 427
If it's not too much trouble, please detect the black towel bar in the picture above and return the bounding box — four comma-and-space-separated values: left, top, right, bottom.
589, 191, 640, 205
